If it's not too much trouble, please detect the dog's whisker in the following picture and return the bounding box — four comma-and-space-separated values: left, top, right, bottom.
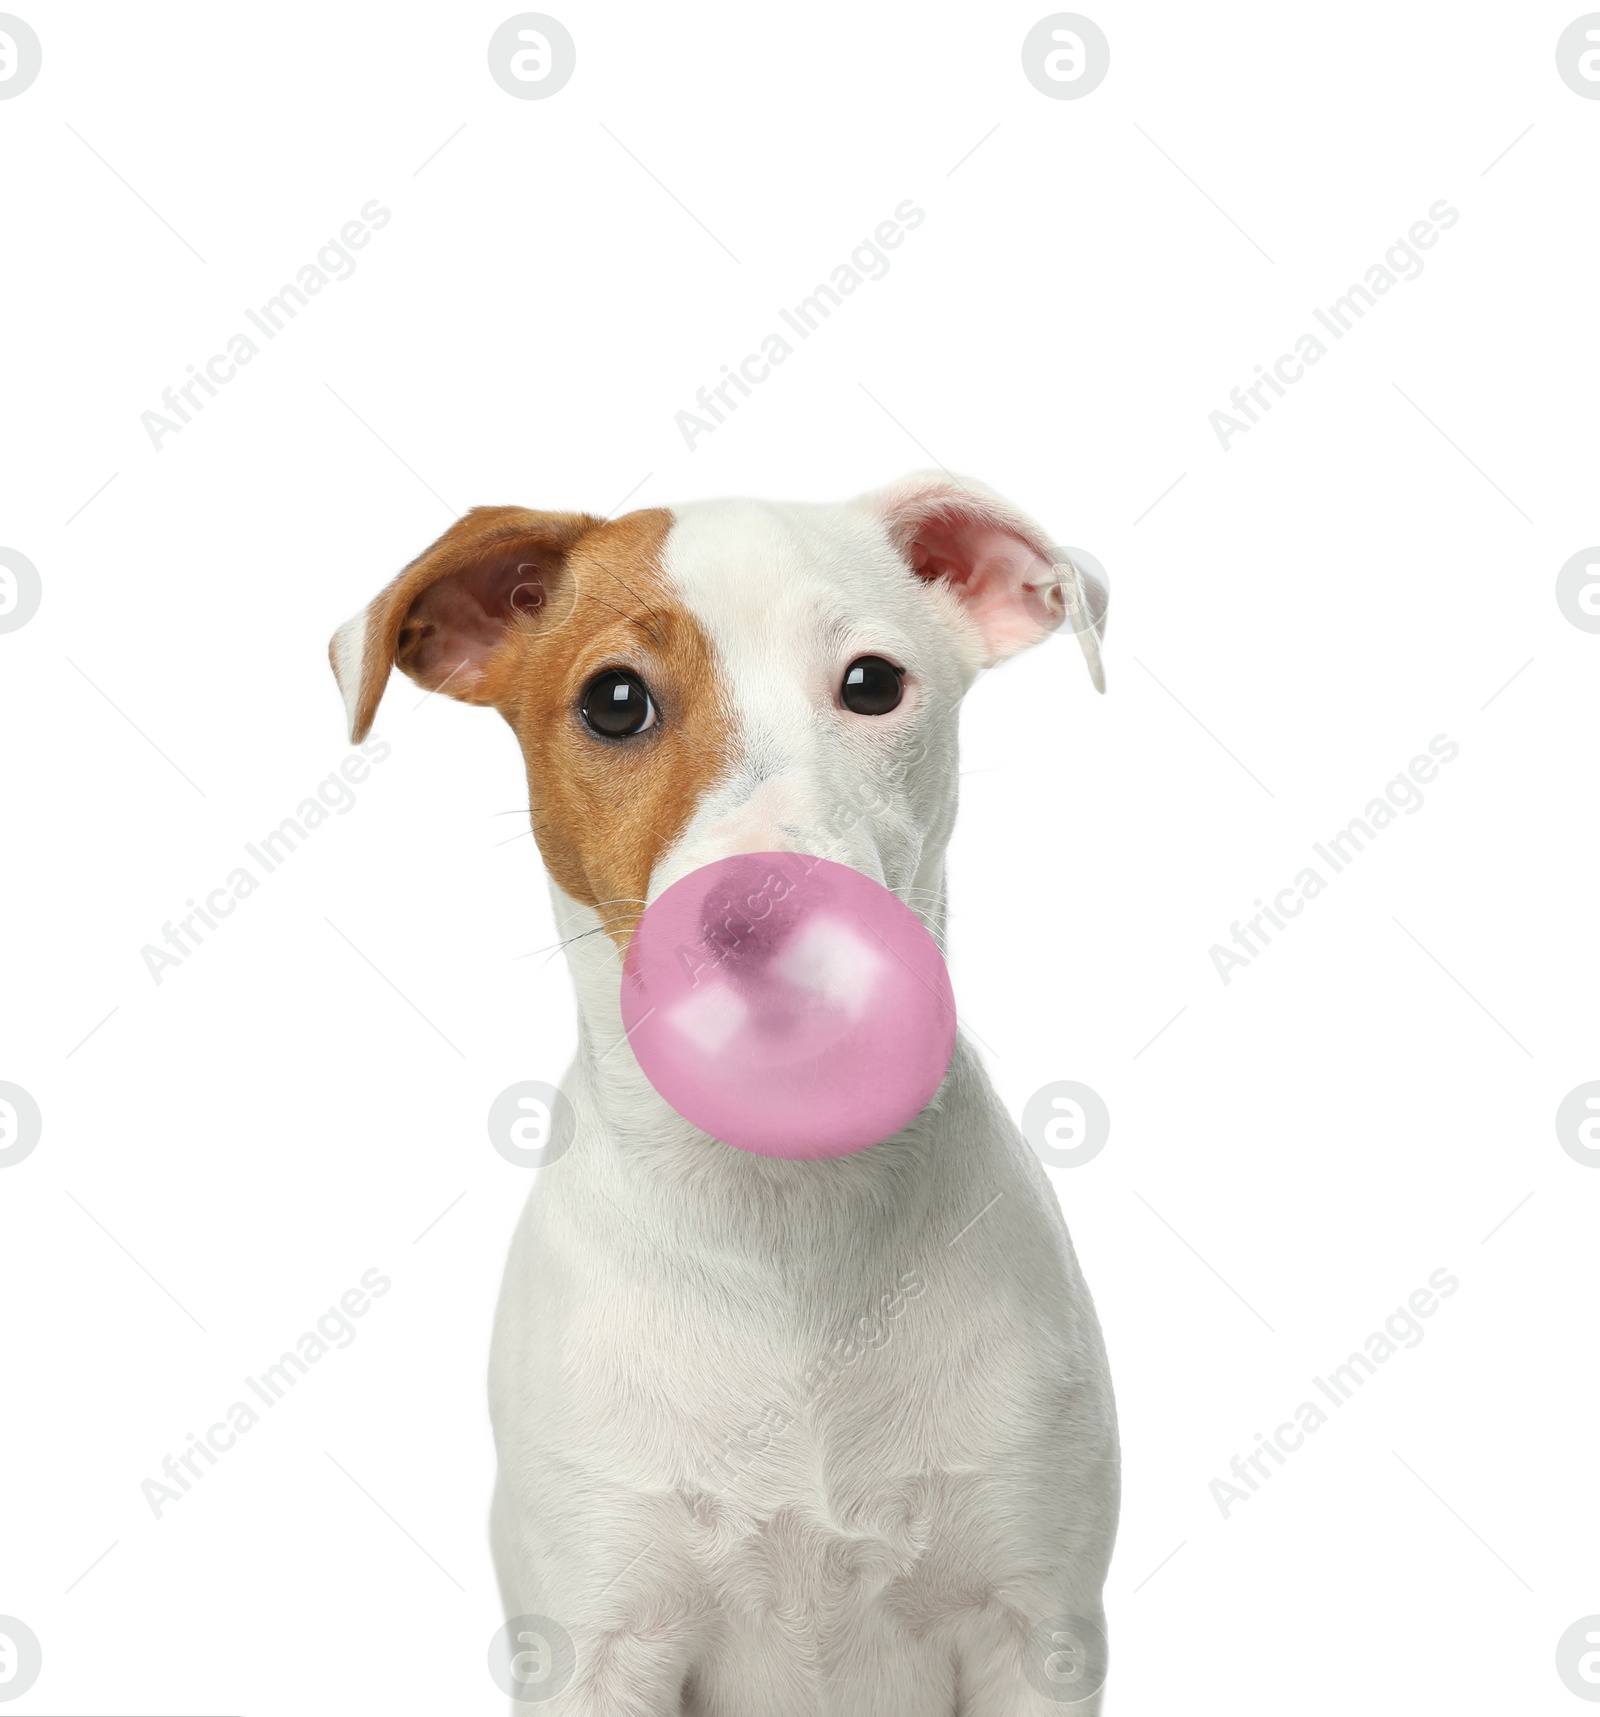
535, 916, 646, 970
537, 910, 642, 944
598, 563, 665, 629
537, 931, 602, 969
575, 585, 640, 629
494, 820, 549, 846
519, 910, 645, 961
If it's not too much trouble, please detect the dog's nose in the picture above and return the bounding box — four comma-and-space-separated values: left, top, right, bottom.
698, 853, 805, 967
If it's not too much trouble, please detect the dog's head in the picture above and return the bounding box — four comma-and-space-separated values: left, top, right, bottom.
330, 473, 1104, 946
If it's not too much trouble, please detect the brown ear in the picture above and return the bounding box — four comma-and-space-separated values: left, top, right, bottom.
329, 506, 598, 743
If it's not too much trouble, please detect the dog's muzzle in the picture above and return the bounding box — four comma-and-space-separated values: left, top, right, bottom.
621, 853, 955, 1160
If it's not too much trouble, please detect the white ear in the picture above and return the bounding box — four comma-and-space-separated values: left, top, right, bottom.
330, 607, 372, 742
1049, 547, 1108, 694
862, 471, 1105, 689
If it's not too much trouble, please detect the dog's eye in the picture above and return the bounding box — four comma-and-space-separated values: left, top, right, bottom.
581, 670, 657, 738
840, 656, 903, 715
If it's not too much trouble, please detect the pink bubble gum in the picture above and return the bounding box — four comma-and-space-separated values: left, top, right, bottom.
621, 853, 957, 1159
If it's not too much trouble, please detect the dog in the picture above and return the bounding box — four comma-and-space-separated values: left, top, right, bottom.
330, 472, 1118, 1714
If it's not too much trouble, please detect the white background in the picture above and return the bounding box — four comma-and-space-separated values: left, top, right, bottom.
2, 2, 1597, 1711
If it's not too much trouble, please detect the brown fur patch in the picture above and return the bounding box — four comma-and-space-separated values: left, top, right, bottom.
479, 509, 734, 941
334, 506, 735, 942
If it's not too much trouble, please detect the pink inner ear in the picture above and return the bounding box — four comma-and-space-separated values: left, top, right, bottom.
907, 513, 1061, 659
401, 550, 559, 693
404, 581, 504, 691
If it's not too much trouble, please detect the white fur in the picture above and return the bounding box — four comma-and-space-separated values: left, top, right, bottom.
331, 610, 368, 742
485, 480, 1118, 1714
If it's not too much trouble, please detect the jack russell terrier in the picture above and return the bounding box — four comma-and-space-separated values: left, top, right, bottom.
330, 472, 1118, 1714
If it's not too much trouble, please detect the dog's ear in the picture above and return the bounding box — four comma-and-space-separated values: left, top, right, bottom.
866, 472, 1106, 690
329, 506, 598, 742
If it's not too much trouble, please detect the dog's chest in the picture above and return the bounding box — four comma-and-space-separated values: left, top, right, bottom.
673, 1420, 985, 1629
623, 1287, 1042, 1623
